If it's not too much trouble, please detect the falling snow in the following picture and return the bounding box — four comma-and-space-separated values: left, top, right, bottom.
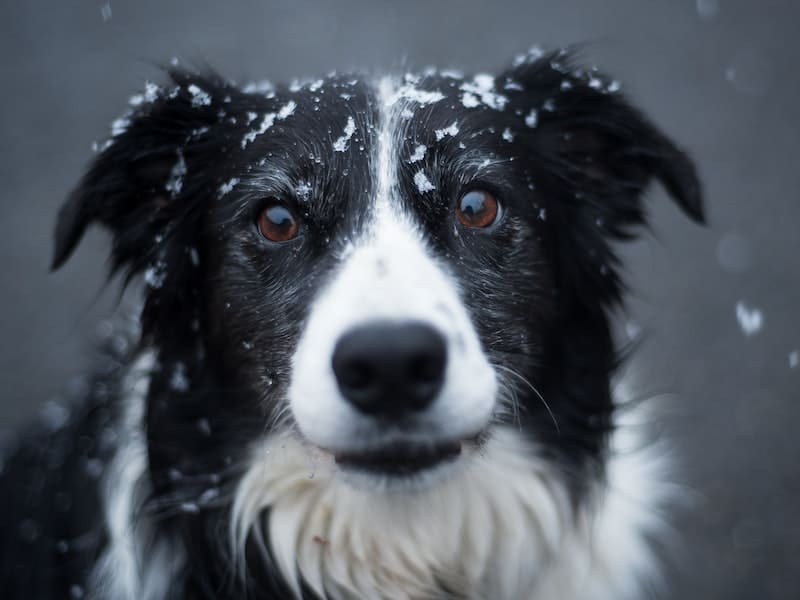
333, 116, 356, 152
242, 113, 277, 148
242, 80, 274, 95
165, 149, 186, 197
144, 262, 166, 289
735, 302, 763, 337
387, 82, 445, 108
434, 122, 459, 141
170, 363, 190, 392
513, 45, 545, 67
461, 93, 480, 108
91, 139, 113, 153
414, 171, 436, 194
187, 84, 212, 107
409, 144, 427, 163
277, 100, 297, 120
524, 109, 538, 128
502, 128, 514, 142
110, 116, 130, 137
459, 74, 508, 110
129, 82, 160, 107
789, 351, 799, 369
441, 69, 464, 79
245, 103, 293, 142
296, 182, 313, 201
218, 177, 240, 197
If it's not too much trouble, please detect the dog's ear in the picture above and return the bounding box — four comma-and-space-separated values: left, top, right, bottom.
502, 50, 704, 307
52, 68, 249, 352
52, 69, 233, 277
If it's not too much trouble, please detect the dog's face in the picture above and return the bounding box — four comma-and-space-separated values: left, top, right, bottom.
232, 75, 557, 484
52, 48, 702, 595
197, 75, 526, 486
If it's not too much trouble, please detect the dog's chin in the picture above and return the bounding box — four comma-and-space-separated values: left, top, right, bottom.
322, 437, 477, 493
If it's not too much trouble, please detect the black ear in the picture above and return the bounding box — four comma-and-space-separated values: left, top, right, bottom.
52, 68, 262, 357
502, 49, 705, 307
51, 69, 234, 275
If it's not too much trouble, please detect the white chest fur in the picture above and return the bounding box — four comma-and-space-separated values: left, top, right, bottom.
232, 406, 671, 600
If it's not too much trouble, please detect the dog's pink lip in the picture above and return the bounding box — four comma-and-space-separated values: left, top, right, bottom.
332, 439, 463, 476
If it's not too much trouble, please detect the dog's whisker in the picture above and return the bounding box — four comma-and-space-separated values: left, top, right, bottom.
495, 364, 560, 434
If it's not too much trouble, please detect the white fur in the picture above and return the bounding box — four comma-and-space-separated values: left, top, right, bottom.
288, 76, 497, 455
87, 353, 185, 600
231, 387, 672, 600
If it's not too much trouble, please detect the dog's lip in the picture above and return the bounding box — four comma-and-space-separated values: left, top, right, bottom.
332, 439, 463, 476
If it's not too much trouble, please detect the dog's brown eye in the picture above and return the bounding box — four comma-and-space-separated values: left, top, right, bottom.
456, 190, 500, 228
257, 201, 300, 242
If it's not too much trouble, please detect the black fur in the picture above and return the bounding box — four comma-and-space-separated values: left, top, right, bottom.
1, 49, 702, 599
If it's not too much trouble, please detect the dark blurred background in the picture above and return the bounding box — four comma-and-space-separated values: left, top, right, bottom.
1, 0, 798, 598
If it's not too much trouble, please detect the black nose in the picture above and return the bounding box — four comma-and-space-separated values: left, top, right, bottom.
332, 322, 448, 416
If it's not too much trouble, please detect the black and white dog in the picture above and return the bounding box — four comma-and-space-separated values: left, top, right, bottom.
0, 47, 703, 599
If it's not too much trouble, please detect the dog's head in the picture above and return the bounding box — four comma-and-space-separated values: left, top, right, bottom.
53, 48, 702, 589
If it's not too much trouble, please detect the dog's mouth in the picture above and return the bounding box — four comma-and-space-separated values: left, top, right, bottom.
333, 440, 462, 476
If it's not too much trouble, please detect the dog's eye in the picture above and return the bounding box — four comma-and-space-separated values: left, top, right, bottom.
456, 190, 501, 228
257, 201, 300, 242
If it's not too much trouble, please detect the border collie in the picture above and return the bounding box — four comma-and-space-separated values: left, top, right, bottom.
0, 46, 703, 599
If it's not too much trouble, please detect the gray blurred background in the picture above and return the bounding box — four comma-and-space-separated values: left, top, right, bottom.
1, 0, 798, 598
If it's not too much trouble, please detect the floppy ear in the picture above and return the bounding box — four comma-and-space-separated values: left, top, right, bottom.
52, 69, 246, 350
52, 69, 233, 275
502, 50, 704, 309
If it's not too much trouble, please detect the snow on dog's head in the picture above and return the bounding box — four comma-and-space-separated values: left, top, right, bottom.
53, 48, 703, 599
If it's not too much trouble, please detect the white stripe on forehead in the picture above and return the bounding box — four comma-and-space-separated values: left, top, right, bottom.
370, 75, 445, 240
374, 76, 402, 220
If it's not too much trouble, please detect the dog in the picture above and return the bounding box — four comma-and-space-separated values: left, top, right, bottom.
0, 46, 703, 599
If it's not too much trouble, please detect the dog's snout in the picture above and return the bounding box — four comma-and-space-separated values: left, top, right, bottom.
332, 322, 447, 416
